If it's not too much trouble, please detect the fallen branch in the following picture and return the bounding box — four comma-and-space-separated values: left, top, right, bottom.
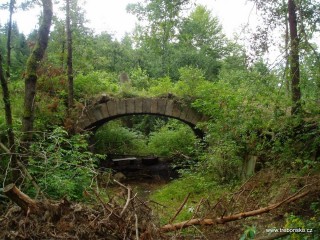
114, 179, 133, 216
169, 193, 190, 224
160, 190, 310, 232
0, 141, 44, 198
3, 183, 40, 214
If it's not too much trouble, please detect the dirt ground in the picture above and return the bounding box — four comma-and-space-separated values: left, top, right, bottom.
0, 169, 319, 239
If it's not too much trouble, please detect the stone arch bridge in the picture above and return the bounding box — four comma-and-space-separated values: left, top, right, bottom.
75, 95, 207, 138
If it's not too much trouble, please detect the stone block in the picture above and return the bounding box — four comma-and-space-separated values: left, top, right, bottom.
117, 100, 126, 115
100, 103, 109, 118
157, 99, 167, 115
125, 98, 135, 114
135, 98, 143, 113
178, 106, 189, 121
92, 105, 104, 121
171, 101, 182, 118
76, 118, 91, 131
187, 109, 200, 125
150, 98, 158, 114
165, 100, 174, 116
142, 98, 151, 113
107, 100, 117, 116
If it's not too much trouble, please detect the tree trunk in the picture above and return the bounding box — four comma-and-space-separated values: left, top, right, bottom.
66, 0, 74, 112
0, 52, 19, 181
22, 0, 53, 139
284, 0, 290, 95
288, 0, 301, 115
6, 0, 15, 79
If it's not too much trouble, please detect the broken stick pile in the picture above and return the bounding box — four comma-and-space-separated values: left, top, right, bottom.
0, 178, 315, 240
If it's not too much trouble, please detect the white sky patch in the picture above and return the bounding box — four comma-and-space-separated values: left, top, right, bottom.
0, 0, 256, 40
85, 0, 140, 38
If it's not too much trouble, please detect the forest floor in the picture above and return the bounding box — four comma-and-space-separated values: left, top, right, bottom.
202, 169, 320, 239
0, 168, 319, 239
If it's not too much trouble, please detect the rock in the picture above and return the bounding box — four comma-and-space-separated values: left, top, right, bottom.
96, 93, 111, 105
113, 172, 126, 182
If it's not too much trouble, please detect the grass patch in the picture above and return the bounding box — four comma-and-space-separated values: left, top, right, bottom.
150, 172, 233, 225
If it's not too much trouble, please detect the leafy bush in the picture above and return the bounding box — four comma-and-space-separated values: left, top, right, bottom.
148, 120, 197, 157
94, 121, 149, 155
150, 172, 218, 224
174, 66, 207, 98
130, 67, 150, 91
149, 76, 174, 96
74, 71, 120, 99
240, 226, 256, 240
27, 127, 104, 200
199, 141, 243, 184
282, 207, 320, 240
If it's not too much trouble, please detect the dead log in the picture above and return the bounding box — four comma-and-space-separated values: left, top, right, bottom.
3, 183, 41, 214
160, 190, 310, 232
3, 183, 71, 222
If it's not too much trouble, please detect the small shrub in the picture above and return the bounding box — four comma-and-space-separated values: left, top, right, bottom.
148, 120, 197, 157
27, 127, 104, 200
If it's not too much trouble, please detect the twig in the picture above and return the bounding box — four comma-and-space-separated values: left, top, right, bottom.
191, 198, 204, 219
149, 199, 167, 208
191, 225, 209, 240
92, 189, 120, 218
169, 193, 191, 224
0, 141, 45, 199
114, 179, 132, 217
135, 214, 139, 240
135, 196, 152, 210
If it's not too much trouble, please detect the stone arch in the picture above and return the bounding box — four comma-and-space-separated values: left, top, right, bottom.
75, 96, 207, 138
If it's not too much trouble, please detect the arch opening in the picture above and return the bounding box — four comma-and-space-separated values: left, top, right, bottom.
91, 115, 200, 182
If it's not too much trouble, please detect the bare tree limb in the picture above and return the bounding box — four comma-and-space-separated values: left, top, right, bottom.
160, 190, 310, 232
169, 193, 190, 224
0, 141, 44, 198
114, 179, 134, 217
3, 183, 40, 214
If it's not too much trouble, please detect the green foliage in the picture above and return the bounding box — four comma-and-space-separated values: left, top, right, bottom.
174, 66, 207, 98
74, 71, 120, 98
94, 121, 149, 155
176, 5, 226, 80
148, 119, 197, 157
200, 142, 243, 184
0, 23, 30, 79
149, 76, 174, 96
282, 211, 320, 240
150, 172, 219, 224
240, 226, 256, 240
27, 127, 104, 200
130, 67, 150, 91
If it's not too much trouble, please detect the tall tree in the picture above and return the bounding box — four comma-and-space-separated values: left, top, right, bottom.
176, 5, 226, 80
288, 0, 301, 114
22, 0, 53, 139
6, 0, 15, 79
248, 0, 318, 114
0, 51, 18, 180
66, 0, 73, 112
128, 0, 191, 77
